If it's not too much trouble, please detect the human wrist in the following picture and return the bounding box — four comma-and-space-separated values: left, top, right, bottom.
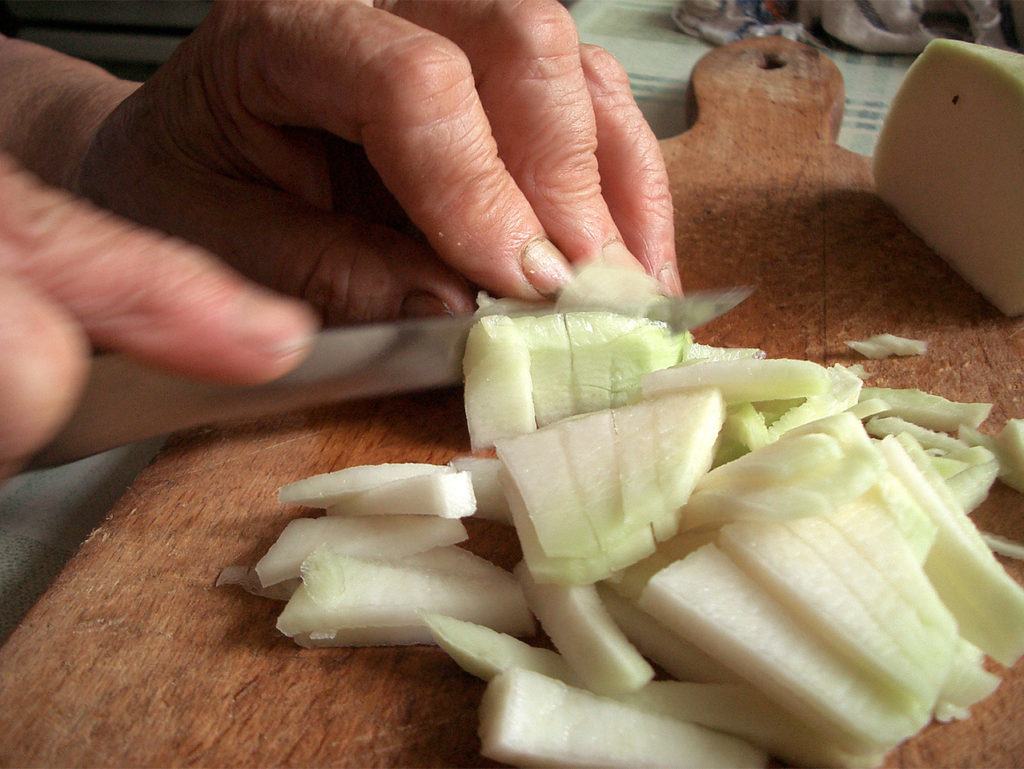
0, 35, 139, 191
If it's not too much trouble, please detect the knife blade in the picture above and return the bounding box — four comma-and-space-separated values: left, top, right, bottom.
28, 286, 752, 469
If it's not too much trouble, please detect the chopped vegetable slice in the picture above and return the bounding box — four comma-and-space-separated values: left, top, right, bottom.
477, 668, 767, 769
845, 334, 928, 359
515, 561, 654, 696
254, 514, 467, 586
276, 545, 534, 646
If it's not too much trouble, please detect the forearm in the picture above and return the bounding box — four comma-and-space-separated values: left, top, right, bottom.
0, 35, 139, 190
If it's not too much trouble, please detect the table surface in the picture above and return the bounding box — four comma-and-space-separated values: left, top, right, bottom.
0, 0, 920, 649
0, 0, 916, 662
2, 25, 1022, 767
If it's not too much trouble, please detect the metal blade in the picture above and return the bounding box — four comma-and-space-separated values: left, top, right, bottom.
28, 286, 752, 468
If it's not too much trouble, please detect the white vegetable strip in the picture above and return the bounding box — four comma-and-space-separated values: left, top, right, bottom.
325, 470, 476, 518
847, 397, 890, 421
981, 531, 1024, 561
962, 419, 1024, 493
619, 680, 883, 769
597, 583, 742, 685
865, 415, 969, 454
254, 515, 468, 586
639, 543, 929, 756
448, 456, 512, 523
642, 357, 832, 403
933, 639, 1002, 723
994, 419, 1024, 492
716, 517, 953, 713
278, 462, 442, 507
420, 611, 581, 686
463, 314, 537, 451
860, 387, 992, 432
276, 545, 534, 646
477, 668, 767, 769
515, 562, 654, 696
845, 334, 928, 359
765, 364, 865, 440
879, 435, 1024, 666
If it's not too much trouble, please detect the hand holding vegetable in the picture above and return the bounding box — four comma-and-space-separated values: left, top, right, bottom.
75, 0, 681, 323
0, 0, 678, 480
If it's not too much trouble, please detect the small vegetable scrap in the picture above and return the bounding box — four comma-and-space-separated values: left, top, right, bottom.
222, 264, 1024, 769
845, 333, 928, 360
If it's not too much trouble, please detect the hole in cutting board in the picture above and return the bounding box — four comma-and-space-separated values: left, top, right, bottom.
758, 52, 787, 70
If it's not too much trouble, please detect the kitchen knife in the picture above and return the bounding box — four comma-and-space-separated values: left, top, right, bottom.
28, 286, 752, 469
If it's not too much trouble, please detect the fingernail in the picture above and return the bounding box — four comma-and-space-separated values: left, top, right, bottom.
401, 291, 453, 318
658, 261, 683, 294
235, 289, 318, 362
600, 239, 645, 271
521, 237, 574, 298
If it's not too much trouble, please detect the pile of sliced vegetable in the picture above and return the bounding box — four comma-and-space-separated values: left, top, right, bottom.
220, 264, 1024, 769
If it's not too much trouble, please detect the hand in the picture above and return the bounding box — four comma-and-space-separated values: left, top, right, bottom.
77, 0, 680, 325
0, 152, 318, 479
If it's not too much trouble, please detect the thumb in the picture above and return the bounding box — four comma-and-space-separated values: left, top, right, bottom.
0, 272, 89, 479
1, 154, 320, 385
109, 170, 480, 325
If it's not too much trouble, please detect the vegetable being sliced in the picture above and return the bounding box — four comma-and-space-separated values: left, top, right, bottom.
462, 307, 689, 449
463, 314, 536, 451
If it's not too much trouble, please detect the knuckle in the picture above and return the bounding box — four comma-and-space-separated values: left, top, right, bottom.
368, 33, 474, 122
580, 43, 632, 98
502, 0, 579, 57
296, 226, 403, 324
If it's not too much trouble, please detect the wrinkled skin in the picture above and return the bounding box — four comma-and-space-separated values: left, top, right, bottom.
0, 0, 678, 479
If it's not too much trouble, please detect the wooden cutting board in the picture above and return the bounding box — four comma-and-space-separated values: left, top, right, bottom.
1, 36, 1022, 768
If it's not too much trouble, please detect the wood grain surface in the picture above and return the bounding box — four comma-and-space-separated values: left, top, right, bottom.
1, 36, 1022, 768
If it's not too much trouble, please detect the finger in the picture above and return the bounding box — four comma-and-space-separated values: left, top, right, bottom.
579, 44, 681, 294
206, 0, 575, 298
0, 154, 318, 384
386, 0, 624, 265
0, 271, 88, 479
139, 168, 480, 325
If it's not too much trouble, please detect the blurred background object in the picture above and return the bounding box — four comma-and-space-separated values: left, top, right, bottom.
1, 0, 211, 79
